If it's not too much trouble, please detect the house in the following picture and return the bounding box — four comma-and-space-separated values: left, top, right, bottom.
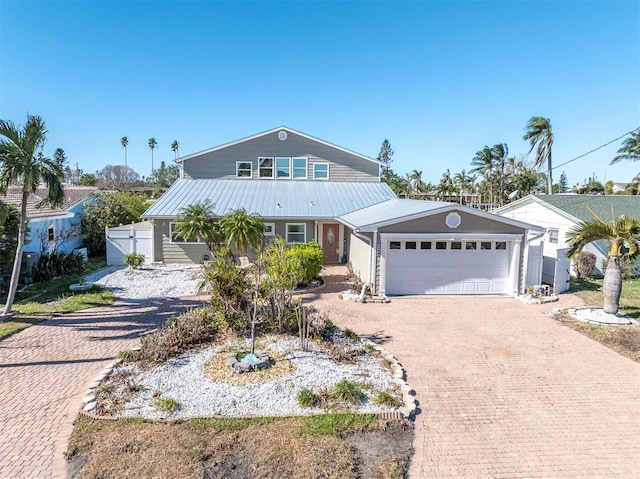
142, 126, 543, 296
494, 194, 640, 288
1, 186, 98, 260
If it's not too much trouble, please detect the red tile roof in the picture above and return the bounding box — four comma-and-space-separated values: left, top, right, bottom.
0, 186, 98, 219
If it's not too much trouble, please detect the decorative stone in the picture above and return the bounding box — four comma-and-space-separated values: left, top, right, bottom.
400, 384, 412, 395
83, 401, 96, 412
82, 393, 96, 404
392, 370, 404, 380
88, 381, 101, 389
69, 283, 94, 292
228, 350, 271, 374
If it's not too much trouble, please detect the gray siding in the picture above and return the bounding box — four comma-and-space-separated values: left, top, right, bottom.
348, 232, 372, 283
183, 130, 379, 181
378, 210, 525, 235
156, 220, 210, 264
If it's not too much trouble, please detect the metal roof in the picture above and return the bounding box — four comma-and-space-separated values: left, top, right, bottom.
142, 179, 396, 219
340, 199, 546, 234
176, 126, 385, 166
494, 194, 640, 223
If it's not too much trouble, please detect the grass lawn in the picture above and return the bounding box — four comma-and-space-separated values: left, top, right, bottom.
66, 414, 413, 479
556, 277, 640, 363
0, 258, 116, 341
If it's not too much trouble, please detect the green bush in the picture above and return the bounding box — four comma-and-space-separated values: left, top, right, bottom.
297, 388, 320, 407
287, 241, 324, 285
330, 380, 365, 405
124, 253, 145, 269
153, 397, 179, 413
32, 251, 84, 282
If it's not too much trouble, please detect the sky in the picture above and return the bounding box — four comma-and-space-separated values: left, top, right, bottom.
1, 0, 639, 188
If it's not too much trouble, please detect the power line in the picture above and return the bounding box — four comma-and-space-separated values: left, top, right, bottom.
553, 126, 640, 170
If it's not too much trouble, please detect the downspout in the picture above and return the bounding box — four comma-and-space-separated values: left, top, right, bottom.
314, 221, 319, 243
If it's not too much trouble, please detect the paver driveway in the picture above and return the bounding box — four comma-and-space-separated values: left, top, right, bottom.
0, 297, 204, 479
307, 266, 640, 478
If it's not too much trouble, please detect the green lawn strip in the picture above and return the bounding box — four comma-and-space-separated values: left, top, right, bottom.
570, 277, 640, 318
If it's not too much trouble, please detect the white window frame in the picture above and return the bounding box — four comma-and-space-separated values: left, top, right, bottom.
275, 157, 291, 179
263, 222, 275, 236
292, 157, 308, 179
235, 161, 252, 178
548, 228, 559, 244
258, 157, 274, 179
169, 222, 204, 244
286, 223, 306, 244
313, 162, 329, 180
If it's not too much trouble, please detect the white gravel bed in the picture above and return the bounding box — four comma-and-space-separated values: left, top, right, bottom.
89, 264, 202, 299
119, 336, 399, 419
568, 307, 638, 326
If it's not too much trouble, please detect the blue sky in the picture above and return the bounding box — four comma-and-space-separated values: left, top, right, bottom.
1, 0, 638, 187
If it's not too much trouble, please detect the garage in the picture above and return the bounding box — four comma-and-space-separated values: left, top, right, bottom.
383, 238, 511, 295
339, 200, 544, 297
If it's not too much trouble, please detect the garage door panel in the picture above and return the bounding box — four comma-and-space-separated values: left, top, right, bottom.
385, 239, 511, 295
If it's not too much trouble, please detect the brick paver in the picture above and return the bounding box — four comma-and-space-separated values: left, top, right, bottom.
0, 297, 204, 479
308, 266, 640, 478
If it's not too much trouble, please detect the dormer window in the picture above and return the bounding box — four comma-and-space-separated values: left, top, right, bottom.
275, 157, 290, 178
236, 161, 252, 178
259, 157, 274, 178
313, 163, 329, 180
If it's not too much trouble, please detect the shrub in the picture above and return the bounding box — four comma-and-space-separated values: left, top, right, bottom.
153, 397, 179, 413
123, 253, 145, 269
572, 251, 597, 279
138, 308, 220, 362
297, 388, 320, 407
330, 380, 365, 405
287, 241, 324, 285
32, 251, 84, 282
342, 328, 359, 341
373, 390, 401, 407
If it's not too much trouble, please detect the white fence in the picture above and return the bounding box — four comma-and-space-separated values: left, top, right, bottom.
106, 222, 153, 266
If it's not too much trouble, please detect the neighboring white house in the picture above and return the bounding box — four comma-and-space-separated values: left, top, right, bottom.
494, 194, 640, 291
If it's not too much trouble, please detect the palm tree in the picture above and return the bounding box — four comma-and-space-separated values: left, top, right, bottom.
121, 136, 128, 188
471, 146, 495, 208
523, 116, 554, 195
219, 208, 265, 256
453, 169, 473, 204
409, 169, 427, 197
491, 143, 508, 207
567, 208, 640, 314
173, 200, 221, 253
148, 137, 157, 195
0, 115, 64, 317
171, 140, 179, 160
610, 130, 640, 195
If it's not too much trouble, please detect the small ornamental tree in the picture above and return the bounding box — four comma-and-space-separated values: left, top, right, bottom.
572, 251, 597, 279
173, 200, 221, 253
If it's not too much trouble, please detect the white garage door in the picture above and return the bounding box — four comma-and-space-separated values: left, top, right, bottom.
385, 239, 510, 295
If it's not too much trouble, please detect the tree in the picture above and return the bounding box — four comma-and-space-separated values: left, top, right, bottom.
436, 169, 457, 200
53, 148, 67, 170
121, 136, 129, 186
378, 139, 405, 195
471, 146, 495, 207
153, 161, 180, 189
491, 143, 508, 206
0, 201, 21, 298
0, 115, 64, 317
567, 209, 640, 314
173, 200, 220, 253
171, 140, 179, 160
79, 173, 97, 186
453, 169, 474, 204
148, 137, 157, 195
610, 130, 640, 195
81, 191, 148, 254
523, 116, 554, 195
408, 169, 428, 196
95, 164, 140, 190
377, 139, 394, 166
557, 171, 569, 193
219, 208, 265, 256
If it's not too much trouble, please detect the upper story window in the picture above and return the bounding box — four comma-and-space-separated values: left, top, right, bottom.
292, 157, 307, 179
548, 228, 559, 244
275, 157, 290, 178
313, 163, 329, 180
236, 161, 252, 178
259, 157, 274, 178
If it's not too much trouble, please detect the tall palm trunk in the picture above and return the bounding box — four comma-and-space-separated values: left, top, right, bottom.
603, 255, 622, 314
547, 152, 553, 195
2, 191, 28, 315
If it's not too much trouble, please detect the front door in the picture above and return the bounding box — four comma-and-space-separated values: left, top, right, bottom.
322, 223, 339, 263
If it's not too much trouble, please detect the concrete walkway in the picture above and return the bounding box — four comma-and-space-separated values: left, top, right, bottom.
307, 266, 640, 478
0, 297, 204, 479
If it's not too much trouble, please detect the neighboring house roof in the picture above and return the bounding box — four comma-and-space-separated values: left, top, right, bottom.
495, 194, 640, 224
0, 186, 98, 219
340, 199, 545, 233
175, 126, 386, 167
142, 179, 396, 219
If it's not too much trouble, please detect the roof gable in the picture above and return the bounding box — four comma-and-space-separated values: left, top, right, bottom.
177, 126, 385, 167
0, 186, 98, 219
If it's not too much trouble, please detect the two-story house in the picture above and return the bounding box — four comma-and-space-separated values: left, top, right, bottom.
143, 127, 543, 296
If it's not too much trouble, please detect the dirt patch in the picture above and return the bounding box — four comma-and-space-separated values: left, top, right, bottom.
556, 311, 640, 363
67, 415, 413, 479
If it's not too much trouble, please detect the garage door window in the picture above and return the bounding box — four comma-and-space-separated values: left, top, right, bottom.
451, 242, 462, 250
390, 241, 401, 250
466, 242, 477, 250
496, 242, 507, 250
405, 241, 416, 249
420, 241, 432, 250
435, 241, 447, 250
481, 242, 492, 250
